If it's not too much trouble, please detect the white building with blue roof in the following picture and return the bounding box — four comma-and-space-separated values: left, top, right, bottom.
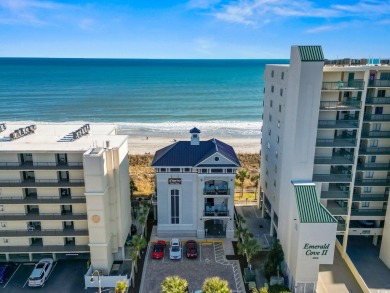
151, 128, 240, 238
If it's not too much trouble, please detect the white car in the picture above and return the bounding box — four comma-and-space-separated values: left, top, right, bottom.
28, 258, 54, 287
169, 238, 182, 260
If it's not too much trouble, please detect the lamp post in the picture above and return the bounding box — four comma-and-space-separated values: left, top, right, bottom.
90, 270, 102, 293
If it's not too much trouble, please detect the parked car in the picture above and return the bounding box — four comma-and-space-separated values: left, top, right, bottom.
28, 258, 54, 287
185, 240, 198, 259
169, 238, 182, 260
0, 263, 15, 283
359, 220, 374, 227
152, 240, 166, 259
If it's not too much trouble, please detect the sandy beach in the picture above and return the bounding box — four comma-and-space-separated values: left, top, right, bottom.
127, 135, 260, 155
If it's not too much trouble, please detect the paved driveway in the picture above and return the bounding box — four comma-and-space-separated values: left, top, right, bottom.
140, 241, 241, 293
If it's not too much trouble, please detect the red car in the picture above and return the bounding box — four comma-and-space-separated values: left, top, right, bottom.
185, 240, 198, 259
152, 240, 166, 259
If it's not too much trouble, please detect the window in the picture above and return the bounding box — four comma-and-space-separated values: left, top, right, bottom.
370, 140, 378, 147
201, 169, 207, 173
265, 181, 268, 188
271, 86, 274, 93
365, 171, 374, 178
273, 180, 276, 187
372, 123, 381, 131
268, 128, 271, 135
214, 156, 220, 161
277, 120, 280, 128
277, 136, 280, 143
275, 151, 278, 158
271, 70, 274, 78
270, 100, 273, 107
211, 169, 223, 173
269, 114, 272, 122
160, 168, 166, 172
227, 169, 233, 173
378, 90, 386, 97
266, 168, 268, 176
170, 189, 179, 224
184, 168, 190, 172
267, 142, 271, 149
193, 134, 198, 138
279, 105, 282, 112
362, 202, 370, 208
170, 168, 180, 172
0, 205, 3, 211
380, 72, 390, 80
280, 89, 283, 96
375, 107, 383, 114
370, 156, 376, 163
265, 154, 268, 162
281, 72, 284, 80
364, 187, 372, 193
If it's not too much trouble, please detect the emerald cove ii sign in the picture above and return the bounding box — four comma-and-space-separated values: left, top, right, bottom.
303, 243, 330, 257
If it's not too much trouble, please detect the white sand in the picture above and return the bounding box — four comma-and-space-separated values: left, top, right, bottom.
127, 135, 260, 155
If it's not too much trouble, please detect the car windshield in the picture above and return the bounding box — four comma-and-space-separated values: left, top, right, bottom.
154, 245, 163, 252
29, 277, 42, 281
36, 263, 45, 269
189, 248, 196, 253
172, 246, 180, 252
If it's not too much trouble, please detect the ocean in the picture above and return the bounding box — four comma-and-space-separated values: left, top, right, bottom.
0, 58, 288, 138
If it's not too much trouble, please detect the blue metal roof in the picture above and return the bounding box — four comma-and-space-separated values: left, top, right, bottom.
189, 127, 201, 134
151, 139, 240, 167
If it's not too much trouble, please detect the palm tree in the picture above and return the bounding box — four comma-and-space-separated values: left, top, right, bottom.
138, 204, 150, 237
237, 236, 261, 270
236, 169, 249, 199
161, 276, 188, 293
252, 288, 268, 293
129, 179, 138, 196
250, 174, 260, 200
236, 214, 246, 228
133, 235, 147, 260
202, 277, 231, 293
129, 235, 147, 288
236, 226, 249, 242
130, 248, 138, 288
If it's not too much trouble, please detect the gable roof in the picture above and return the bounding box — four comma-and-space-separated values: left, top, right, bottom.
298, 46, 324, 62
189, 127, 201, 134
293, 183, 337, 223
151, 138, 240, 167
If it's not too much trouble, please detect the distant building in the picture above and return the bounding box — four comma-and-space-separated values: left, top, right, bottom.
260, 45, 390, 291
151, 128, 240, 238
0, 123, 131, 274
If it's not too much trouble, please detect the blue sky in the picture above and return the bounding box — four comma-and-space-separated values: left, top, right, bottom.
0, 0, 389, 58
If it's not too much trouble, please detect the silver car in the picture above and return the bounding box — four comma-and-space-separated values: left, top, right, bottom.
169, 238, 182, 260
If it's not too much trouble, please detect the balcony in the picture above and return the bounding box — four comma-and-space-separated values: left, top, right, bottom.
354, 178, 390, 186
326, 206, 348, 216
353, 193, 389, 202
319, 101, 361, 110
0, 244, 89, 253
313, 174, 352, 183
0, 161, 83, 171
0, 210, 88, 221
359, 147, 390, 155
0, 178, 84, 188
314, 151, 354, 165
348, 227, 384, 236
203, 205, 229, 217
0, 228, 88, 237
317, 119, 359, 129
350, 209, 386, 218
365, 96, 390, 105
368, 79, 390, 88
322, 79, 365, 91
321, 190, 350, 200
316, 137, 357, 147
363, 114, 390, 122
0, 194, 86, 204
357, 162, 390, 171
361, 131, 390, 139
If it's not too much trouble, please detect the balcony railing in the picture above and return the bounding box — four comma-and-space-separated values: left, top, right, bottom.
316, 137, 357, 147
359, 147, 390, 155
322, 80, 365, 90
320, 190, 350, 199
354, 178, 390, 186
314, 154, 354, 165
361, 131, 390, 139
313, 174, 352, 183
350, 209, 386, 217
319, 101, 361, 110
363, 114, 390, 122
368, 79, 390, 87
357, 163, 390, 171
326, 207, 348, 216
0, 161, 83, 170
353, 193, 389, 202
0, 212, 88, 221
203, 188, 230, 196
0, 178, 84, 187
317, 119, 359, 129
0, 229, 89, 237
365, 96, 390, 105
0, 244, 90, 253
0, 194, 86, 204
203, 206, 229, 217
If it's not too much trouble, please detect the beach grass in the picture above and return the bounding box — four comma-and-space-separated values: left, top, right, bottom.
129, 153, 260, 197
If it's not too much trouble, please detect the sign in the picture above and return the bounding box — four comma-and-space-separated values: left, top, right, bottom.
92, 215, 101, 223
303, 243, 330, 258
168, 178, 182, 184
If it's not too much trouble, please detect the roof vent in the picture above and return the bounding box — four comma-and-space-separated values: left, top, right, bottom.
71, 124, 90, 141
9, 124, 36, 140
189, 127, 201, 146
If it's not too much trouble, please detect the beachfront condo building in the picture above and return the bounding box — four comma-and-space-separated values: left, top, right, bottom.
260, 45, 390, 292
0, 123, 131, 274
151, 128, 240, 238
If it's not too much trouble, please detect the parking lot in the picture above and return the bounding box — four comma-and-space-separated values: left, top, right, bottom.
141, 241, 240, 293
1, 259, 96, 293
